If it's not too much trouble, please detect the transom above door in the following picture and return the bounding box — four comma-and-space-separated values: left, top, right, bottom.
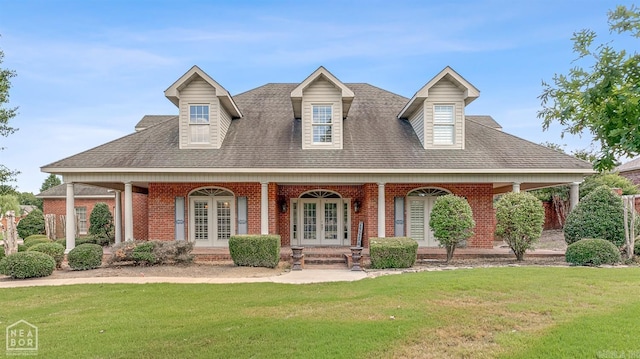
291, 190, 351, 246
406, 187, 450, 247
189, 187, 235, 247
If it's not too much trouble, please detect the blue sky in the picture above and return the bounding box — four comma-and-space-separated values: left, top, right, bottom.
0, 0, 637, 193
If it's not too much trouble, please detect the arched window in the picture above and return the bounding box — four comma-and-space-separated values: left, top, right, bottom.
408, 188, 450, 197
300, 190, 341, 199
190, 188, 234, 197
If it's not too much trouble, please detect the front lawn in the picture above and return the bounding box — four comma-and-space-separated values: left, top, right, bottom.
2, 267, 640, 358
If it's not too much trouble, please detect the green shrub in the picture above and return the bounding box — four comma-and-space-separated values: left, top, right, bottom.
55, 238, 66, 248
635, 240, 640, 256
0, 257, 6, 275
132, 242, 157, 265
23, 237, 51, 248
24, 234, 48, 242
16, 208, 45, 239
89, 202, 114, 245
109, 240, 194, 266
495, 192, 545, 261
564, 186, 627, 246
17, 244, 26, 252
67, 244, 103, 270
369, 237, 418, 269
27, 242, 65, 269
429, 194, 475, 262
229, 235, 280, 268
76, 237, 97, 246
0, 251, 56, 279
579, 173, 639, 200
565, 238, 621, 266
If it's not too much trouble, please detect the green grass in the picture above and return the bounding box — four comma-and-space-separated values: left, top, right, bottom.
2, 267, 640, 358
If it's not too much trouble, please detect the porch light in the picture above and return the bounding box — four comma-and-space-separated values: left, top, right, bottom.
353, 200, 361, 213
280, 201, 288, 213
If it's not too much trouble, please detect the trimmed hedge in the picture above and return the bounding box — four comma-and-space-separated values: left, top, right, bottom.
0, 251, 56, 279
635, 240, 640, 256
27, 242, 65, 269
68, 244, 103, 270
229, 235, 280, 268
16, 209, 45, 239
564, 186, 626, 246
565, 238, 621, 266
369, 237, 418, 269
109, 240, 194, 266
24, 234, 49, 242
23, 237, 51, 249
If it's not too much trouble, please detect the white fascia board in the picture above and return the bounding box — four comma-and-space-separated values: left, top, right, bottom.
41, 167, 595, 175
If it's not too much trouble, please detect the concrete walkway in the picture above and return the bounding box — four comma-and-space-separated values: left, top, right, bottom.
0, 269, 369, 288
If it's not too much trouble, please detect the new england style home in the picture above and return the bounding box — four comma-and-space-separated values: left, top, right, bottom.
41, 66, 593, 251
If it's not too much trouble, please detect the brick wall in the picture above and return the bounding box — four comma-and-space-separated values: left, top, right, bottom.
148, 182, 261, 240
543, 201, 564, 230
384, 183, 495, 248
42, 198, 116, 238
42, 194, 147, 239
276, 184, 366, 246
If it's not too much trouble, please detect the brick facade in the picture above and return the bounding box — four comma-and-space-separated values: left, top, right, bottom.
146, 182, 496, 249
42, 193, 147, 240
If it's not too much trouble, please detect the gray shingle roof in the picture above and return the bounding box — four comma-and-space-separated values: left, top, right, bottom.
134, 115, 177, 131
37, 184, 115, 198
42, 83, 592, 172
616, 157, 640, 173
466, 115, 502, 130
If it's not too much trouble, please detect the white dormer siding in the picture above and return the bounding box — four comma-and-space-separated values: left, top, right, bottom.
409, 104, 425, 147
178, 77, 220, 149
302, 78, 343, 149
424, 80, 465, 149
165, 65, 243, 150
398, 66, 479, 150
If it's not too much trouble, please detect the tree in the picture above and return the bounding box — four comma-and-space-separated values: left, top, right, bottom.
40, 174, 61, 193
495, 192, 545, 261
429, 194, 475, 262
17, 191, 42, 210
579, 173, 639, 200
0, 36, 18, 187
539, 5, 640, 172
0, 194, 20, 215
89, 202, 114, 245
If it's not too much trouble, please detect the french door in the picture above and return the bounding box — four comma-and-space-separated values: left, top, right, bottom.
190, 197, 234, 247
299, 199, 342, 246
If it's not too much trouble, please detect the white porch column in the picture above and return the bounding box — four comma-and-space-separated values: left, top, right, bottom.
512, 182, 521, 193
124, 182, 134, 242
261, 182, 269, 235
570, 182, 580, 211
114, 190, 122, 244
378, 182, 386, 237
65, 182, 76, 253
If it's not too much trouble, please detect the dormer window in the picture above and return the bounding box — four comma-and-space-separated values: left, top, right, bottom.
433, 105, 454, 145
189, 104, 210, 143
312, 105, 333, 143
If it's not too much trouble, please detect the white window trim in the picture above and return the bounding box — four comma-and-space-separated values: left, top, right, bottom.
311, 104, 334, 145
189, 104, 211, 145
433, 104, 455, 145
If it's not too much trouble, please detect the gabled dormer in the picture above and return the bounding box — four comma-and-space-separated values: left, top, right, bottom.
398, 66, 479, 150
165, 66, 242, 149
291, 66, 354, 150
